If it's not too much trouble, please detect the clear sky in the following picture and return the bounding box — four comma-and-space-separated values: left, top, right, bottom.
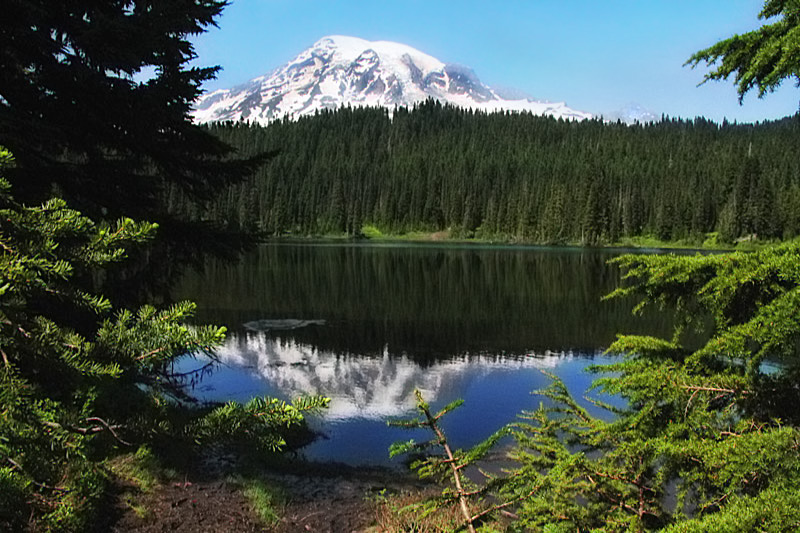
191, 0, 799, 123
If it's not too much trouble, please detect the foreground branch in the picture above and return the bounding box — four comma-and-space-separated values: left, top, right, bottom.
43, 417, 132, 446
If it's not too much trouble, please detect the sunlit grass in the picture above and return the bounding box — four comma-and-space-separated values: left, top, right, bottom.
107, 446, 172, 492
368, 489, 505, 532
227, 475, 285, 526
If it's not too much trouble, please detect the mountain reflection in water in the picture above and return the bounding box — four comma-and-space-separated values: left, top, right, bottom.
193, 331, 604, 420
175, 243, 670, 465
177, 330, 622, 465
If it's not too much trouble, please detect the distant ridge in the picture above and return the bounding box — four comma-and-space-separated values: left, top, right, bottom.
193, 35, 592, 124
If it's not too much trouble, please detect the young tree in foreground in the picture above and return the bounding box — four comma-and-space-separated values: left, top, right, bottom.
389, 390, 514, 532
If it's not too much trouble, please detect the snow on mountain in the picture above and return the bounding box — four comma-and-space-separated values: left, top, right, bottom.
192, 35, 592, 124
604, 102, 659, 124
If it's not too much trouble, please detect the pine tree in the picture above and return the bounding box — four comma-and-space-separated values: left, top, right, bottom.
0, 0, 261, 230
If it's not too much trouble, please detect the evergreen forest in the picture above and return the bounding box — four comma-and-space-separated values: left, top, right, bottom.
186, 103, 800, 245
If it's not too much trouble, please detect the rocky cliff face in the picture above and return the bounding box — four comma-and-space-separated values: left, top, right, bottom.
192, 35, 592, 124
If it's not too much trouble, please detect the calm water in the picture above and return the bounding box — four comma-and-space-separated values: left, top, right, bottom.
176, 242, 675, 465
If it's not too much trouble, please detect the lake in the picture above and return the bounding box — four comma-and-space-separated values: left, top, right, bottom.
175, 242, 675, 466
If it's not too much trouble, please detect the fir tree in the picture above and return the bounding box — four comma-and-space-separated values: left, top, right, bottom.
0, 0, 263, 244
0, 150, 327, 529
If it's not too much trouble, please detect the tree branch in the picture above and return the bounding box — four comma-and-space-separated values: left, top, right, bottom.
681, 385, 749, 395
136, 346, 167, 361
43, 417, 132, 446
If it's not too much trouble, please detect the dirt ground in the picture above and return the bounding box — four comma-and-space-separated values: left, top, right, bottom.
265, 466, 419, 532
105, 457, 427, 533
108, 478, 264, 532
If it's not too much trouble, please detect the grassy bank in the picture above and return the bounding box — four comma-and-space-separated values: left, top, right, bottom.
270, 225, 777, 252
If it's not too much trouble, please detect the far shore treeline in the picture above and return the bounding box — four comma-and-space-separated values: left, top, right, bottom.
176, 101, 800, 245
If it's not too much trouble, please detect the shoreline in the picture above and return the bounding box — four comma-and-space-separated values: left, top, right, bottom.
257, 232, 771, 253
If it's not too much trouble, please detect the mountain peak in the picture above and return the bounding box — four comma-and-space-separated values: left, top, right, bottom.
314, 35, 445, 71
193, 36, 591, 124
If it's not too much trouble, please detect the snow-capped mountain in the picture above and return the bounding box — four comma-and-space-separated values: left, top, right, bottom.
192, 35, 592, 124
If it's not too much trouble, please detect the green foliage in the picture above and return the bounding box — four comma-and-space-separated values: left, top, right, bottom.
0, 157, 208, 527
108, 446, 165, 493
498, 243, 800, 531
661, 483, 800, 532
360, 224, 385, 239
687, 0, 800, 101
0, 152, 326, 530
196, 395, 330, 451
387, 244, 800, 531
0, 465, 28, 531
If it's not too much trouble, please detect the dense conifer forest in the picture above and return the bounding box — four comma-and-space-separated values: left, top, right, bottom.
183, 101, 800, 245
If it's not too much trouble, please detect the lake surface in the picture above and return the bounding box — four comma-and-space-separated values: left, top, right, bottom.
175, 242, 675, 466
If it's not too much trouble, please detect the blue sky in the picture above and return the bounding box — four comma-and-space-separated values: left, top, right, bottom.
191, 0, 799, 123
